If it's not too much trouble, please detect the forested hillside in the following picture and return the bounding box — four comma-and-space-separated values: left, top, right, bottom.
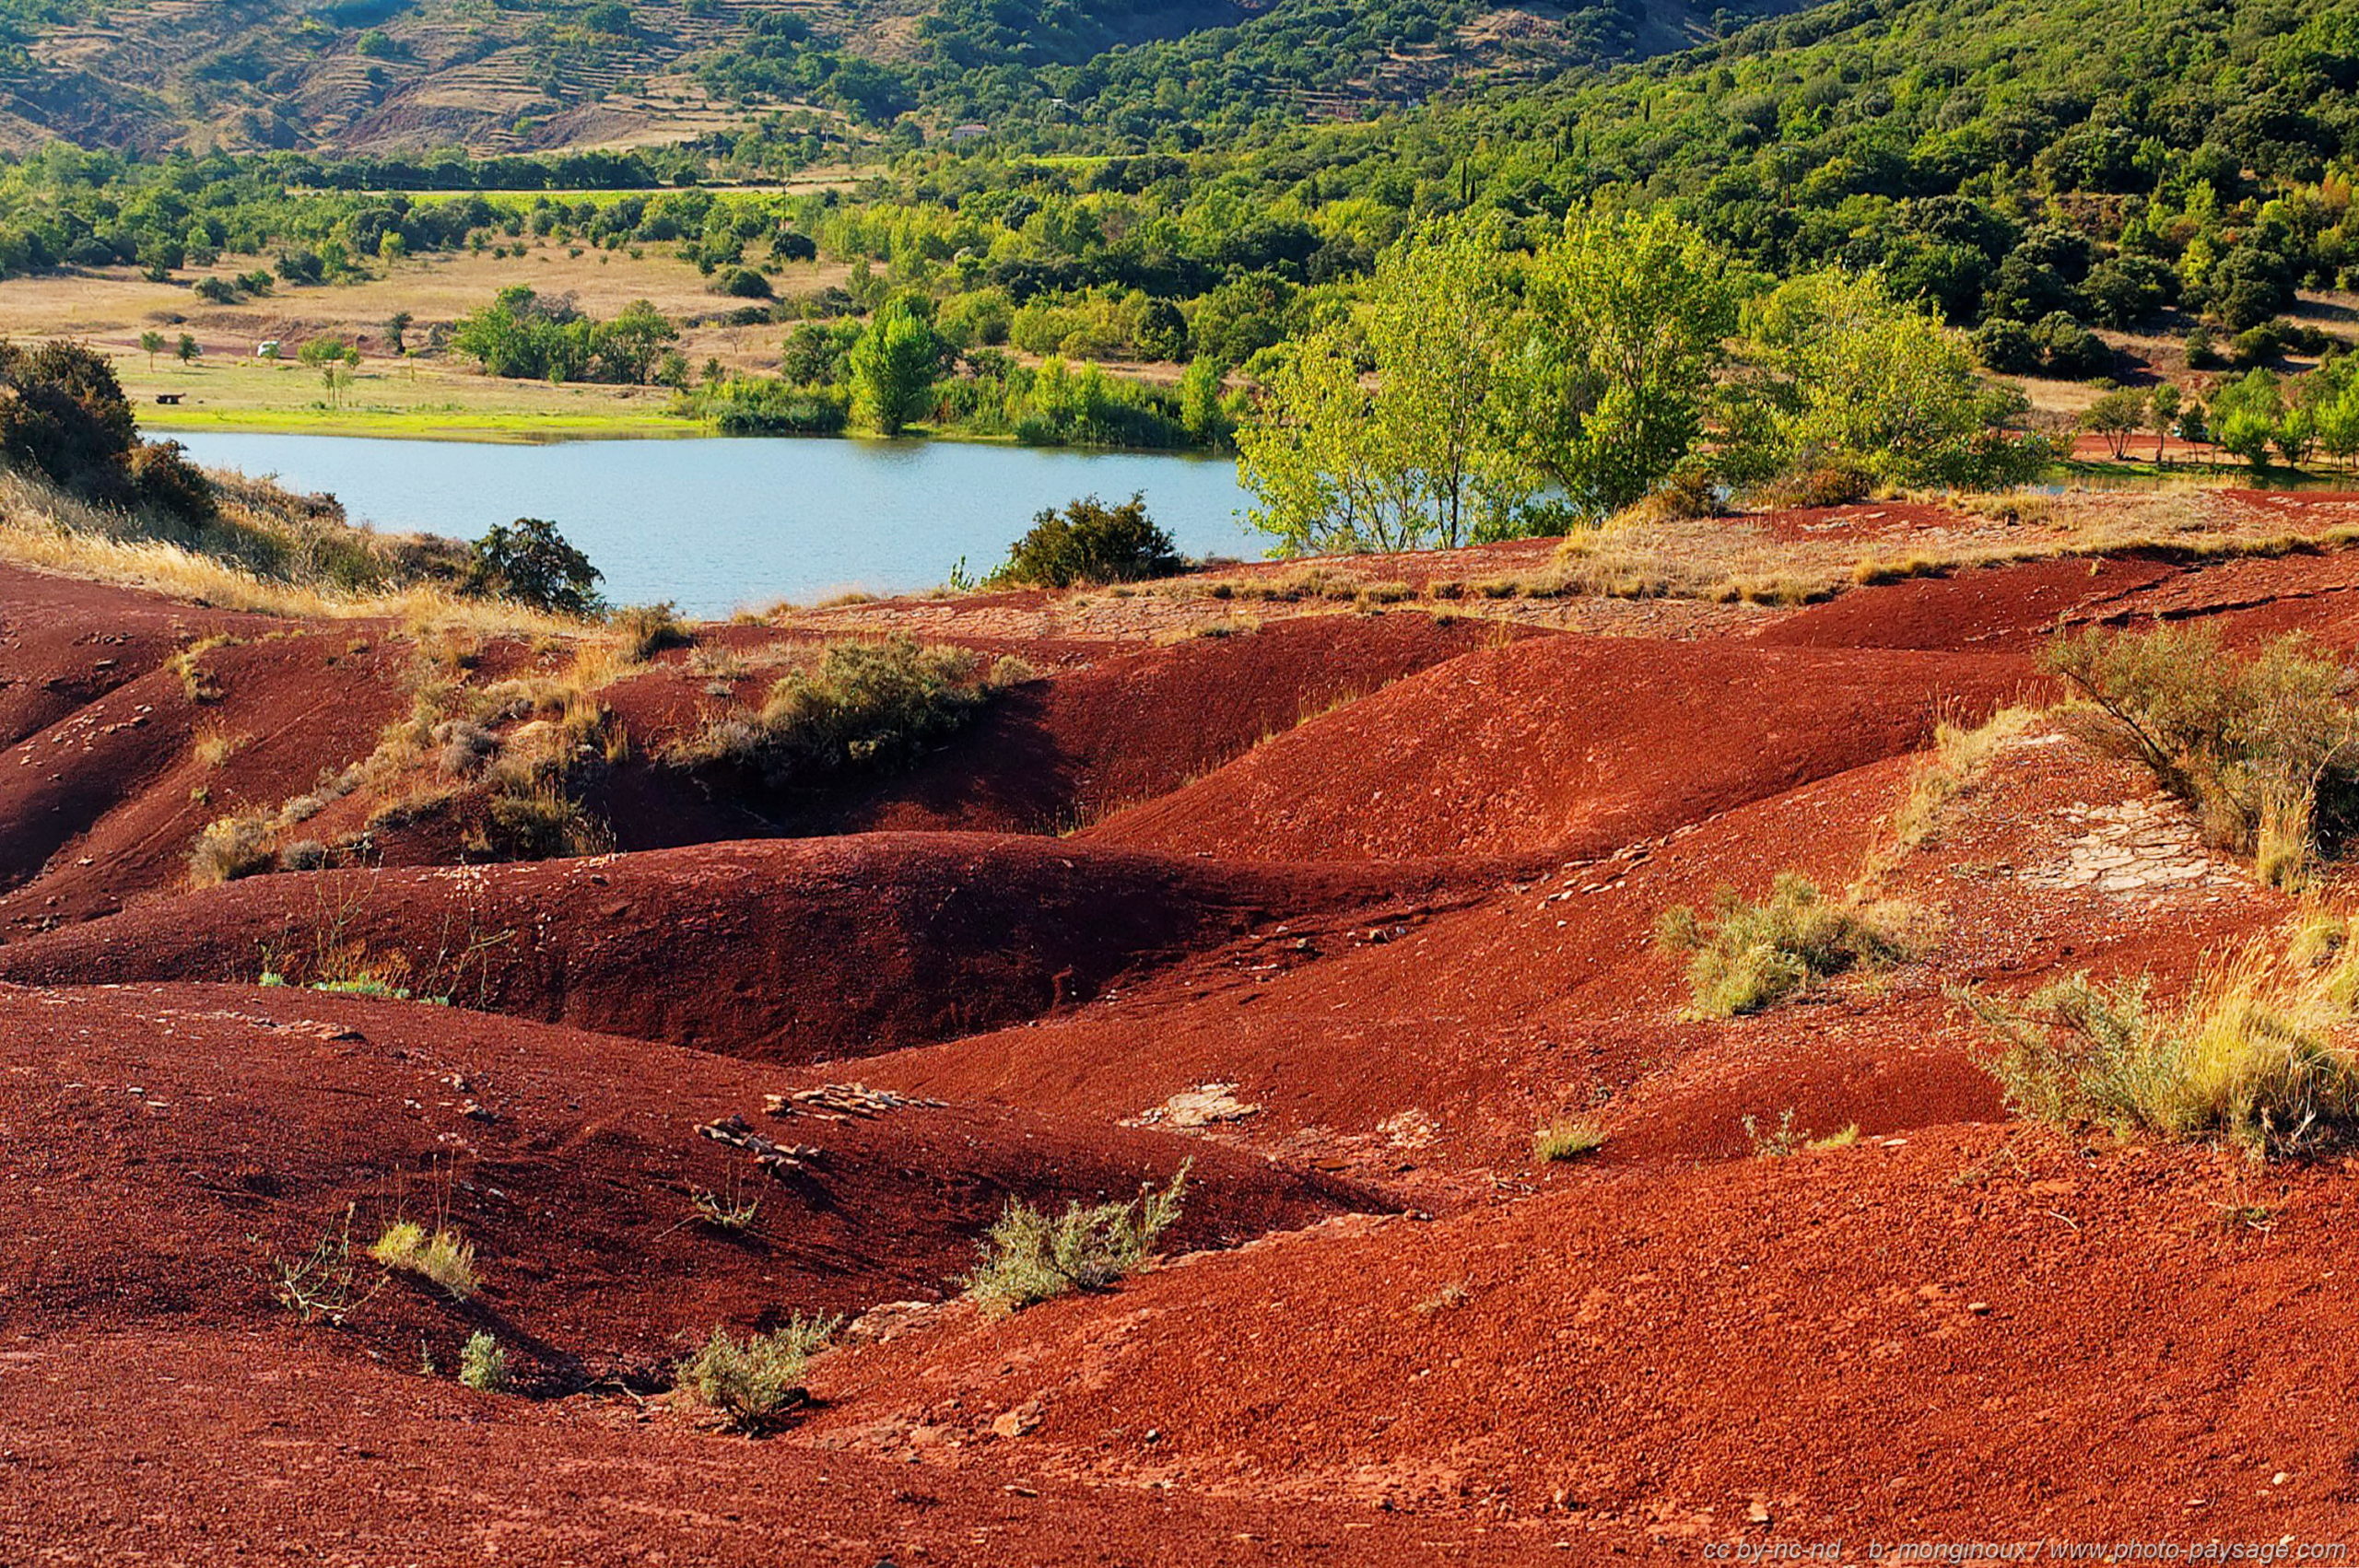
0, 0, 1802, 157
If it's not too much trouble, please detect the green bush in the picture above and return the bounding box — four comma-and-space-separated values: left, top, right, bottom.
0, 338, 215, 521
2043, 626, 2359, 885
989, 493, 1183, 589
966, 1163, 1190, 1315
1656, 873, 1913, 1016
1958, 919, 2359, 1157
663, 636, 1003, 790
459, 1331, 509, 1391
468, 517, 604, 616
677, 1316, 839, 1433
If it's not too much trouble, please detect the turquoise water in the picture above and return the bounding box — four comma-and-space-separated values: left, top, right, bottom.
175, 432, 1267, 617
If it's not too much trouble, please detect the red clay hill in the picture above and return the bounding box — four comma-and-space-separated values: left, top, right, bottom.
8, 493, 2359, 1562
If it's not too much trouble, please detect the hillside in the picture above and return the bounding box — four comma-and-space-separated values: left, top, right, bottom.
13, 478, 2359, 1556
0, 0, 1808, 156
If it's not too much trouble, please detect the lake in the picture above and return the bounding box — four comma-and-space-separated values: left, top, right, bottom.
174, 432, 1268, 617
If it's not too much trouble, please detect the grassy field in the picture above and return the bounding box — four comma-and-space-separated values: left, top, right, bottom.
123, 357, 694, 442
4, 241, 851, 441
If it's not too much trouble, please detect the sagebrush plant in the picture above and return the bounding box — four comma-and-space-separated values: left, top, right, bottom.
459, 1331, 509, 1392
1656, 873, 1915, 1016
677, 1316, 840, 1433
663, 637, 1011, 790
2044, 626, 2359, 886
370, 1221, 480, 1300
966, 1163, 1191, 1314
1532, 1117, 1606, 1162
189, 813, 275, 886
1958, 914, 2359, 1157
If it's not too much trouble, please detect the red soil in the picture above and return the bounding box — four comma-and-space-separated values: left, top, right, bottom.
1, 980, 1367, 1369
1086, 633, 2035, 863
0, 835, 1465, 1061
11, 537, 2359, 1562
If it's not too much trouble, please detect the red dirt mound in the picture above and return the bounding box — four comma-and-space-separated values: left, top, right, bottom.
1, 980, 1374, 1378
0, 835, 1464, 1062
804, 1125, 2356, 1549
1086, 632, 2034, 863
1762, 548, 2359, 654
0, 624, 408, 929
5, 1328, 1547, 1566
789, 613, 1532, 836
0, 560, 281, 746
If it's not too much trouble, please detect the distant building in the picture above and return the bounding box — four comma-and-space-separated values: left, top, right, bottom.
950, 123, 991, 142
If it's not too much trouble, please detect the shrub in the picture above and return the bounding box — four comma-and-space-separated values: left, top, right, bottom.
719, 266, 772, 299
613, 601, 691, 661
1656, 873, 1914, 1016
369, 1221, 479, 1300
483, 777, 609, 860
459, 1331, 509, 1391
989, 493, 1183, 589
1532, 1117, 1605, 1162
677, 1316, 839, 1433
189, 813, 273, 886
467, 517, 604, 616
0, 340, 213, 521
2043, 626, 2359, 884
1617, 466, 1727, 526
1754, 462, 1873, 509
1958, 919, 2359, 1157
663, 637, 1001, 790
966, 1163, 1190, 1314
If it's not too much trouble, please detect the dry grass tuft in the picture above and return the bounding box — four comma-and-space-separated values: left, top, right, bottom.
1960, 914, 2359, 1157
369, 1221, 479, 1300
1872, 707, 2038, 870
1532, 1117, 1607, 1162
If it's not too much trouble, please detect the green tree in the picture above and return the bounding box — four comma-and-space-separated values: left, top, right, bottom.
2078, 386, 2146, 461
846, 298, 939, 436
2212, 370, 2284, 470
1496, 208, 1737, 520
592, 298, 678, 384
138, 329, 163, 369
1359, 215, 1528, 545
469, 518, 604, 616
1235, 324, 1429, 553
1746, 271, 2041, 487
2315, 380, 2359, 470
174, 333, 199, 366
1177, 356, 1230, 447
2148, 383, 2183, 464
384, 310, 414, 355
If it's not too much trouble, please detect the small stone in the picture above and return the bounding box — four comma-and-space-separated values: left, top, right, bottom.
1748, 1502, 1773, 1525
1967, 1301, 1991, 1315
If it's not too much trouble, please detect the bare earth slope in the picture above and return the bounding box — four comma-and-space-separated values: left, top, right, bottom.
12, 501, 2359, 1560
